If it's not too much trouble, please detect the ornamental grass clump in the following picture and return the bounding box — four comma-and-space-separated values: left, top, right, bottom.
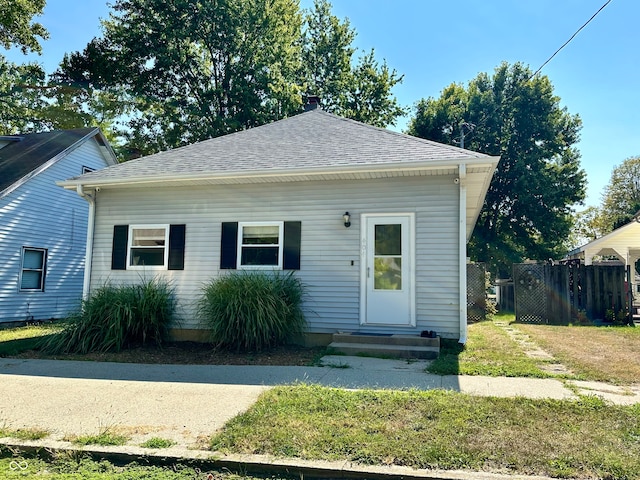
41, 278, 175, 354
199, 271, 306, 351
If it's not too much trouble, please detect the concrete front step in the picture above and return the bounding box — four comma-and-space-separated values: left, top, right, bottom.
328, 333, 440, 360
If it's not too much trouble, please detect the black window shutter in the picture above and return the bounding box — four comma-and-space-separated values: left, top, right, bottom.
283, 221, 301, 270
168, 224, 186, 270
220, 222, 238, 269
111, 225, 129, 270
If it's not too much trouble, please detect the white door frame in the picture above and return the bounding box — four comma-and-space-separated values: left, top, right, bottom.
360, 213, 416, 327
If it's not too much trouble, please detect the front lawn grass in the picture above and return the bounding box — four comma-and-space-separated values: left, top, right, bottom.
0, 323, 61, 356
517, 322, 640, 385
427, 316, 549, 377
211, 384, 640, 479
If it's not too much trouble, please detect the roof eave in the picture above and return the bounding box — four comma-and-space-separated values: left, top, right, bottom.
58, 155, 499, 189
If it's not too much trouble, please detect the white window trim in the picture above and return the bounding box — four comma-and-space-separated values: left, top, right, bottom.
19, 247, 47, 292
127, 224, 170, 270
237, 221, 284, 270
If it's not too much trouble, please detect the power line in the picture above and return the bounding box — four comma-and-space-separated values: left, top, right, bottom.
529, 0, 613, 79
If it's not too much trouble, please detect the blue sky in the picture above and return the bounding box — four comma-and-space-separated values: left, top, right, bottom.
5, 0, 637, 209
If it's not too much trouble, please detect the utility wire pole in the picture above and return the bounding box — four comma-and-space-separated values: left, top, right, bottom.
459, 121, 475, 149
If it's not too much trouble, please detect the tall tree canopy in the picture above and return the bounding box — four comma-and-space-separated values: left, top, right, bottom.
0, 0, 48, 54
0, 0, 110, 135
300, 0, 405, 127
58, 0, 304, 156
0, 55, 109, 135
408, 62, 586, 276
594, 155, 640, 232
55, 0, 405, 157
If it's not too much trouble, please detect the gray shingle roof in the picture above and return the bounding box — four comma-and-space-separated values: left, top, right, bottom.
0, 128, 99, 193
70, 110, 492, 184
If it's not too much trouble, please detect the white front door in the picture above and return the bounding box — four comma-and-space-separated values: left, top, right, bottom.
361, 214, 415, 326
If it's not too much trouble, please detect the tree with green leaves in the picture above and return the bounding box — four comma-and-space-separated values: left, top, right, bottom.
56, 0, 406, 157
408, 62, 586, 276
0, 0, 114, 136
0, 59, 46, 133
57, 0, 304, 156
300, 0, 405, 127
598, 155, 640, 231
568, 205, 608, 249
0, 0, 48, 54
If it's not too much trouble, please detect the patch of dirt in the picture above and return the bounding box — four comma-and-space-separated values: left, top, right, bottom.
13, 342, 326, 366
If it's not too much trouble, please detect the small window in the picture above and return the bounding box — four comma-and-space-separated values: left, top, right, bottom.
20, 247, 47, 291
82, 166, 95, 174
237, 222, 283, 269
127, 225, 169, 268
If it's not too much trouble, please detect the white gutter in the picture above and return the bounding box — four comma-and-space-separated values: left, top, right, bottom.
76, 185, 96, 300
458, 164, 468, 344
57, 156, 499, 190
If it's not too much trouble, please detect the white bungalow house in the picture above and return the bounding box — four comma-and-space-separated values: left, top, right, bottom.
0, 128, 117, 324
58, 110, 499, 345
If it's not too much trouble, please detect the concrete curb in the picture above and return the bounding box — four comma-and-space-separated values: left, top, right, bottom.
0, 439, 558, 480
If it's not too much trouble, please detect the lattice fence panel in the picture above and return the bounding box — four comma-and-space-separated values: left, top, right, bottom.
467, 263, 486, 323
513, 264, 548, 324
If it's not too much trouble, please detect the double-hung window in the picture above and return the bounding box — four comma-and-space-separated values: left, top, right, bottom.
128, 225, 169, 268
111, 224, 186, 271
20, 247, 47, 291
237, 222, 284, 269
220, 221, 301, 270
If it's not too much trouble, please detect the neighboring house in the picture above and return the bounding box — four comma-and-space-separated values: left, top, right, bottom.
59, 110, 498, 343
0, 128, 117, 324
566, 218, 640, 299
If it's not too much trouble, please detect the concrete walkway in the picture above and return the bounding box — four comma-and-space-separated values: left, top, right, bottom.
1, 355, 638, 479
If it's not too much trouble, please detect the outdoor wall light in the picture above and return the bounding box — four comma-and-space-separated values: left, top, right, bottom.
343, 212, 351, 228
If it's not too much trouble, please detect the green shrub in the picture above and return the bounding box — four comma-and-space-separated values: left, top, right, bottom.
41, 278, 175, 354
198, 271, 306, 351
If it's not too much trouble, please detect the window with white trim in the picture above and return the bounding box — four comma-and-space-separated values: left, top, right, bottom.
20, 247, 47, 291
127, 225, 169, 268
237, 222, 284, 269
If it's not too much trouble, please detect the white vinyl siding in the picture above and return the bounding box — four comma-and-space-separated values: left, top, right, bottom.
89, 174, 464, 338
0, 138, 112, 323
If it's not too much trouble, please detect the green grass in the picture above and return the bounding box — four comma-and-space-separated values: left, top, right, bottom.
0, 450, 288, 479
68, 429, 129, 447
139, 437, 176, 449
0, 323, 61, 356
518, 322, 640, 384
211, 384, 640, 479
0, 427, 49, 441
427, 317, 549, 377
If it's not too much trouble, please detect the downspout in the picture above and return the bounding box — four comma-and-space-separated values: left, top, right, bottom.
76, 185, 96, 300
458, 164, 468, 344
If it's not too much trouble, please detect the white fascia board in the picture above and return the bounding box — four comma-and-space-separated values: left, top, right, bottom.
57, 155, 500, 189
572, 221, 639, 254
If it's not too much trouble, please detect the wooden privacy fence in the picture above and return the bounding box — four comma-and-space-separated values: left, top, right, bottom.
513, 263, 631, 324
